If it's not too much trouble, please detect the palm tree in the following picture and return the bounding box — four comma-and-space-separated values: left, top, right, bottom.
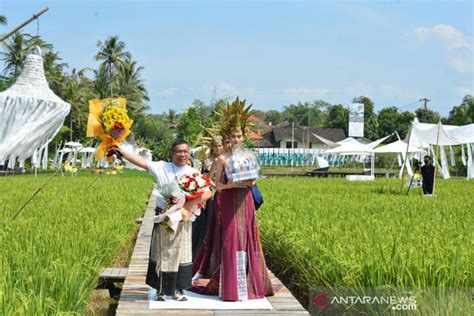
116, 56, 149, 116
0, 33, 55, 79
64, 68, 94, 141
166, 109, 179, 128
25, 35, 53, 52
0, 15, 7, 25
92, 66, 109, 99
43, 50, 69, 95
94, 35, 131, 96
0, 32, 26, 78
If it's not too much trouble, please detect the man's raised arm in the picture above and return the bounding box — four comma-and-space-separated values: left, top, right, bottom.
110, 148, 149, 171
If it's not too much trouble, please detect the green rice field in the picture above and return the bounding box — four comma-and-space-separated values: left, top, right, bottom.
257, 177, 473, 314
0, 171, 154, 314
1, 172, 472, 314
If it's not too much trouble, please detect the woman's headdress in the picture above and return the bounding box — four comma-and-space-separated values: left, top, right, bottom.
200, 123, 223, 148
218, 96, 253, 137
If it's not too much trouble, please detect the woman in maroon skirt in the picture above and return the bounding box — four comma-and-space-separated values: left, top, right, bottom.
191, 99, 273, 301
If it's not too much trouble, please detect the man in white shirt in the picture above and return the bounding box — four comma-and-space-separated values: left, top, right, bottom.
110, 140, 212, 301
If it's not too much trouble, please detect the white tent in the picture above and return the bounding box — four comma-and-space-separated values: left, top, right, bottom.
403, 119, 474, 186
326, 135, 391, 155
311, 132, 339, 148
373, 140, 424, 154
337, 137, 364, 146
374, 139, 425, 178
409, 119, 474, 147
0, 50, 71, 165
325, 134, 393, 178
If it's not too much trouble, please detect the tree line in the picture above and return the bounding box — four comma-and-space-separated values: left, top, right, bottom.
1, 16, 473, 161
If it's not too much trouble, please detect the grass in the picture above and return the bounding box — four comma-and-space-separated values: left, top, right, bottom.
0, 170, 154, 315
2, 171, 472, 314
257, 177, 473, 313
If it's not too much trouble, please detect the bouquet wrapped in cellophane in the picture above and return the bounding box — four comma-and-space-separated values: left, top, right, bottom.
86, 97, 133, 162
225, 144, 261, 183
154, 173, 210, 234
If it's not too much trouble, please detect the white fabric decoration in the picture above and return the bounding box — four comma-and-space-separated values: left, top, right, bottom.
0, 51, 70, 163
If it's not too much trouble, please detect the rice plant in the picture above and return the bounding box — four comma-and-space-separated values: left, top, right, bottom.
0, 171, 154, 314
257, 177, 473, 313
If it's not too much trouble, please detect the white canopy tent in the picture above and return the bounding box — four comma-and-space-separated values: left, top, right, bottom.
0, 50, 70, 167
409, 120, 474, 147
326, 135, 392, 155
374, 139, 425, 178
325, 134, 393, 178
311, 132, 339, 148
408, 119, 474, 179
373, 140, 424, 154
401, 119, 474, 193
337, 137, 366, 146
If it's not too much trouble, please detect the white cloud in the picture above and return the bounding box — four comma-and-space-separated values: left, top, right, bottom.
453, 86, 474, 96
407, 24, 473, 74
200, 82, 257, 99
283, 87, 329, 99
342, 81, 423, 102
344, 81, 373, 97
216, 82, 239, 96
200, 82, 237, 96
156, 87, 179, 98
378, 84, 422, 99
407, 24, 472, 50
449, 57, 474, 74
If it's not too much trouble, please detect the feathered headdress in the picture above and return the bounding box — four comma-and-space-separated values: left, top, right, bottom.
200, 123, 223, 148
196, 123, 223, 160
218, 96, 253, 137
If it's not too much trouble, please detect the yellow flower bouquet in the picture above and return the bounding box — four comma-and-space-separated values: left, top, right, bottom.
86, 97, 133, 162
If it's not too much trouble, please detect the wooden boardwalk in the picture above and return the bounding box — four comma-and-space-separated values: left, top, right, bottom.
116, 189, 309, 316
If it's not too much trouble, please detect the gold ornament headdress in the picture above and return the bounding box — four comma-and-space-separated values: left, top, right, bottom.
200, 123, 223, 148
197, 123, 223, 160
218, 96, 253, 137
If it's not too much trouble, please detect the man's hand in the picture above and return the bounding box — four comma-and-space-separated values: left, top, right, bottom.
168, 196, 179, 205
110, 147, 149, 171
107, 147, 123, 160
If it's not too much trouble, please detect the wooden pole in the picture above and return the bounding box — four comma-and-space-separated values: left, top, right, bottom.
0, 7, 49, 42
432, 121, 442, 196
291, 122, 295, 173
10, 139, 93, 221
400, 123, 413, 192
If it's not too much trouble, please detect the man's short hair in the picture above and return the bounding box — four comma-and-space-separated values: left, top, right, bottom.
171, 140, 190, 152
424, 155, 431, 160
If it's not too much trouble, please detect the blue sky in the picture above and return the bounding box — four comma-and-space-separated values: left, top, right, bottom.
1, 0, 472, 115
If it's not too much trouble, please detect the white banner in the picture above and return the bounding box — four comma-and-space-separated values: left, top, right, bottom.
349, 103, 364, 137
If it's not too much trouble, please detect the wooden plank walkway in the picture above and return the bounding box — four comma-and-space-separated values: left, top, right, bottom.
116, 188, 309, 316
97, 268, 128, 298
